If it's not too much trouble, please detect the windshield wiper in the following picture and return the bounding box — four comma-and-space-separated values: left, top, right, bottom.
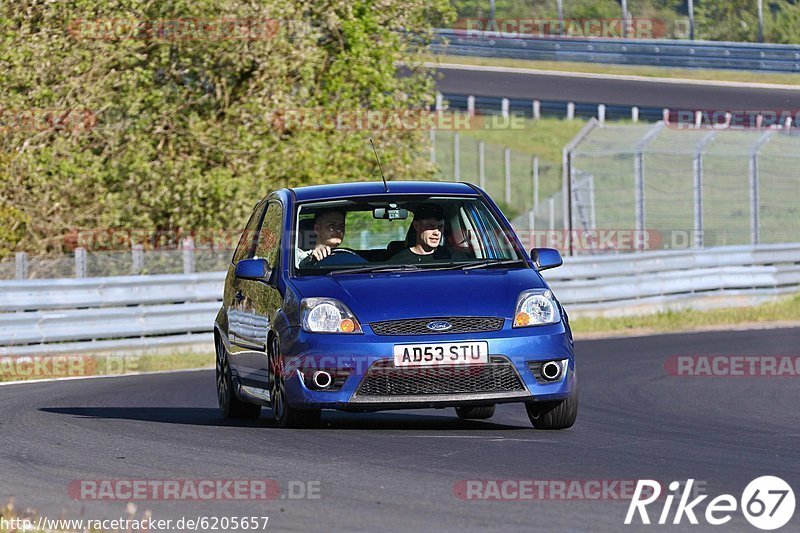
329, 264, 422, 276
411, 259, 524, 272
458, 259, 526, 270
328, 259, 524, 276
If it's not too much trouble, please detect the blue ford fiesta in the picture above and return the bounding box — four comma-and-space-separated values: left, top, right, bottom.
214, 181, 577, 429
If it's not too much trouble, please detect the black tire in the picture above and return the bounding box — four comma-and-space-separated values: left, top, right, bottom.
215, 333, 261, 419
525, 377, 579, 430
455, 405, 496, 420
268, 336, 321, 429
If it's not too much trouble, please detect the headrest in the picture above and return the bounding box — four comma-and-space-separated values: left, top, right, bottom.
298, 218, 316, 250
412, 203, 445, 221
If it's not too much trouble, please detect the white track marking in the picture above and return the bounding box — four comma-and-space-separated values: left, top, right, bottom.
0, 366, 211, 387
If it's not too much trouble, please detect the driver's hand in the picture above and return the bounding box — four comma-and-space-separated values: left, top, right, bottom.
311, 245, 332, 261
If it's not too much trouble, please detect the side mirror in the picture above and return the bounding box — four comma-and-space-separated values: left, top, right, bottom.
530, 248, 563, 271
234, 258, 270, 280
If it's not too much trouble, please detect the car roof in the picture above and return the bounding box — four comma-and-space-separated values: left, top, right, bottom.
289, 181, 480, 202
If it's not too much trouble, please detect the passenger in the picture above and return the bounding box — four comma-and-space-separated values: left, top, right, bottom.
390, 204, 465, 263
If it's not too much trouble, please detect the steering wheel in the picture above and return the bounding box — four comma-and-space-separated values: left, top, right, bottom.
317, 248, 367, 266
330, 248, 361, 257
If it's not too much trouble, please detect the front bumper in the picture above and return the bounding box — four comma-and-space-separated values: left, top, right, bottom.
279, 319, 575, 411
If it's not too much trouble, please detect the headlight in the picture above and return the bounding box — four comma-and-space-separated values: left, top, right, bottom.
301, 298, 362, 334
513, 289, 560, 327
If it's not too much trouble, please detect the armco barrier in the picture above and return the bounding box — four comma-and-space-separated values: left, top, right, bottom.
0, 244, 797, 355
0, 272, 225, 356
432, 29, 800, 72
542, 244, 800, 315
0, 271, 225, 312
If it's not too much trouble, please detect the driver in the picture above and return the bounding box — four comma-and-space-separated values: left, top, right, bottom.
298, 208, 346, 266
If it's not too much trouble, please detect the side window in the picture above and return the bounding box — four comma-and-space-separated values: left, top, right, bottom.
473, 203, 516, 259
232, 202, 267, 264
254, 201, 283, 268
462, 204, 487, 259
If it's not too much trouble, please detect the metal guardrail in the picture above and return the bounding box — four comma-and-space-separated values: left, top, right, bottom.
0, 302, 218, 346
432, 29, 800, 72
441, 93, 664, 123
0, 272, 225, 355
0, 272, 225, 312
543, 244, 800, 315
0, 244, 797, 355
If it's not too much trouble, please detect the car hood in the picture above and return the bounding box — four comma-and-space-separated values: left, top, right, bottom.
289, 268, 547, 323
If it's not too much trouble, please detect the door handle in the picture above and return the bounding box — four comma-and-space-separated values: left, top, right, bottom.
234, 290, 245, 302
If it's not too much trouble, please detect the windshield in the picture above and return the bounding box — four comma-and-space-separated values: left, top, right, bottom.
292, 195, 525, 276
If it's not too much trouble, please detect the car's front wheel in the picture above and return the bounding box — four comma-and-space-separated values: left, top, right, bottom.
455, 405, 496, 420
268, 336, 321, 429
216, 333, 261, 419
525, 376, 578, 430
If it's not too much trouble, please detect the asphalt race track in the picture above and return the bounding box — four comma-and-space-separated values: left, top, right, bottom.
434, 65, 800, 110
1, 327, 798, 532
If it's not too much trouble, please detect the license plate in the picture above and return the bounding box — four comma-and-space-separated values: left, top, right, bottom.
393, 341, 489, 367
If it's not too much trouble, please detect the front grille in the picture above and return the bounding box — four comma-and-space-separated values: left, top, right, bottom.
370, 316, 504, 336
355, 356, 525, 397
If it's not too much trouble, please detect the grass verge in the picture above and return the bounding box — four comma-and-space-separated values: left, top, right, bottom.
571, 293, 800, 338
430, 54, 800, 86
457, 117, 587, 163
432, 116, 587, 217
0, 350, 213, 383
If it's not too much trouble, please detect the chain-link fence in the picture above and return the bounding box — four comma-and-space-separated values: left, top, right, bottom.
2, 243, 232, 280
430, 130, 559, 221
557, 121, 800, 255
8, 121, 798, 276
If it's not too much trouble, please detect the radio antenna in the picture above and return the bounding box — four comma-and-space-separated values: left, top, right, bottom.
369, 138, 389, 192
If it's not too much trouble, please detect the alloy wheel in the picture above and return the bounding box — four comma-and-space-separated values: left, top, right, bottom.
215, 335, 230, 414
269, 337, 286, 421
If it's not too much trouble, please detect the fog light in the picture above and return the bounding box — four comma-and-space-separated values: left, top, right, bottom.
541, 361, 561, 381
527, 359, 569, 384
300, 368, 352, 391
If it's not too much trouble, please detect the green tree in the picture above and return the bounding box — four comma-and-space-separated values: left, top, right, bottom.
0, 0, 454, 254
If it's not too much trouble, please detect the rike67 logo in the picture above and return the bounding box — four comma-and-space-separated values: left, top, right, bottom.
625, 477, 795, 530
